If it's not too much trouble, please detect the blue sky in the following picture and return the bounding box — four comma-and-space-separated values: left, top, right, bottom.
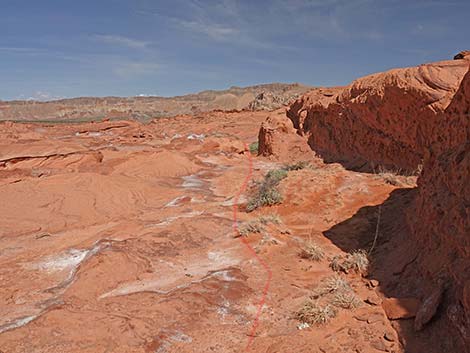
1, 0, 469, 100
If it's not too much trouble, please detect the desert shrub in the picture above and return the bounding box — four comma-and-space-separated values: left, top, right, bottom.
246, 168, 288, 212
249, 141, 259, 154
247, 188, 282, 212
299, 241, 325, 262
265, 169, 288, 182
332, 291, 362, 309
329, 250, 369, 275
375, 166, 416, 187
258, 214, 281, 225
312, 275, 351, 297
284, 161, 311, 171
295, 301, 337, 325
329, 255, 344, 272
238, 220, 265, 236
344, 250, 369, 274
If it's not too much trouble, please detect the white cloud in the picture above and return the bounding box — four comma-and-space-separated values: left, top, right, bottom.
94, 35, 150, 49
17, 91, 64, 102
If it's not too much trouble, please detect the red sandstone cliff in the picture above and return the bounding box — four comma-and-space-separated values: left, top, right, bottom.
411, 69, 470, 344
286, 59, 469, 172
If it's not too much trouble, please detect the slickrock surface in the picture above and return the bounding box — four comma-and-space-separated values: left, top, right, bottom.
0, 110, 411, 353
0, 83, 311, 123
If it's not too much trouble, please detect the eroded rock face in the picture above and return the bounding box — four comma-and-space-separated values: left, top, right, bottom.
287, 60, 469, 172
410, 70, 470, 342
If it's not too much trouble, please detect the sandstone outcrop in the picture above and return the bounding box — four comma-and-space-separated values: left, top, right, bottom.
411, 69, 470, 342
454, 50, 470, 60
257, 110, 314, 161
287, 59, 469, 172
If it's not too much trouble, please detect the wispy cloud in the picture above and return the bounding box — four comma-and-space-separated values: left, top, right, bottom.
0, 46, 47, 55
176, 20, 239, 41
113, 62, 160, 78
93, 34, 150, 49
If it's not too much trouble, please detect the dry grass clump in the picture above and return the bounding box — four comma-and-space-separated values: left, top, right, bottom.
329, 255, 344, 272
295, 274, 362, 326
344, 250, 369, 274
283, 161, 311, 171
374, 166, 417, 187
332, 291, 362, 309
379, 171, 403, 186
329, 250, 369, 275
299, 241, 325, 262
238, 220, 265, 236
312, 274, 351, 297
258, 213, 281, 225
295, 301, 337, 325
238, 214, 282, 237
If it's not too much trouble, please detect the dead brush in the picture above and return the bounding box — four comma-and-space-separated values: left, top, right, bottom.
312, 275, 351, 298
283, 161, 311, 171
299, 241, 325, 262
238, 220, 265, 237
374, 166, 416, 187
295, 300, 337, 325
258, 214, 281, 225
344, 250, 369, 274
329, 250, 369, 275
332, 291, 362, 309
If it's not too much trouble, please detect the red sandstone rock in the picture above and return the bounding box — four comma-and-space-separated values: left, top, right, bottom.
414, 286, 444, 331
287, 59, 469, 171
382, 297, 421, 320
454, 50, 470, 60
257, 110, 314, 161
410, 69, 470, 343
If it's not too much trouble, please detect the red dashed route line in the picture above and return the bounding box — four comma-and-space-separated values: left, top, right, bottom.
232, 143, 273, 352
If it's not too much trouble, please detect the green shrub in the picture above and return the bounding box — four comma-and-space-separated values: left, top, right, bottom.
265, 169, 288, 182
249, 141, 259, 154
246, 168, 288, 212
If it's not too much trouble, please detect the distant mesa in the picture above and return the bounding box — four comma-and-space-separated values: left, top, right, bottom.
0, 83, 312, 122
